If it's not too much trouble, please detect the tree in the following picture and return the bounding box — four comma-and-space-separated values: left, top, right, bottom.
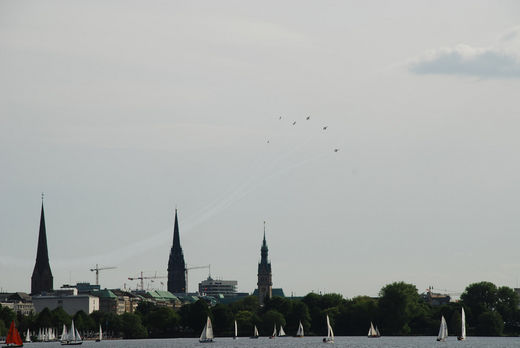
211, 304, 234, 336
286, 301, 310, 335
179, 300, 210, 333
35, 307, 53, 329
0, 305, 16, 328
51, 307, 71, 329
378, 282, 421, 335
476, 311, 504, 336
235, 310, 257, 336
261, 310, 285, 334
460, 282, 498, 322
143, 306, 180, 337
120, 312, 147, 339
495, 286, 519, 325
74, 310, 95, 331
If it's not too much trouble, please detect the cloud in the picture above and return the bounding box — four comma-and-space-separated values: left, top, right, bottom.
409, 27, 520, 78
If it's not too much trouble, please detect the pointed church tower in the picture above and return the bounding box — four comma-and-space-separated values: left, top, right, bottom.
167, 209, 186, 294
31, 201, 53, 295
257, 222, 272, 305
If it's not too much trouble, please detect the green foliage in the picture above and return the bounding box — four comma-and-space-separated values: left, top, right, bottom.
51, 307, 71, 329
378, 281, 421, 335
461, 281, 498, 321
21, 280, 520, 338
0, 304, 16, 328
35, 307, 53, 328
235, 310, 256, 336
0, 319, 6, 336
229, 296, 258, 313
285, 300, 310, 335
179, 300, 210, 333
211, 304, 234, 336
120, 312, 147, 339
74, 310, 95, 331
141, 305, 180, 337
261, 309, 285, 334
476, 311, 504, 336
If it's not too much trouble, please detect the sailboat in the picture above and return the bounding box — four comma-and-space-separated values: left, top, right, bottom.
278, 325, 286, 337
61, 320, 82, 345
323, 315, 334, 344
250, 325, 259, 339
436, 315, 448, 342
96, 324, 102, 342
233, 320, 238, 340
457, 308, 466, 341
368, 322, 380, 338
24, 329, 31, 343
199, 316, 214, 343
2, 321, 23, 348
295, 321, 304, 337
269, 324, 276, 339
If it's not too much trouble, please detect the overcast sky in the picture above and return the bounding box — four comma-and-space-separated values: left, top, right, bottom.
2, 1, 520, 298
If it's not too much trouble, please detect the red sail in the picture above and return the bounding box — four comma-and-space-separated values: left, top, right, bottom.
5, 320, 23, 346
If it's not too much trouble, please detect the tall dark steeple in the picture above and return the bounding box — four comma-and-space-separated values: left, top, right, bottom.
167, 209, 186, 294
257, 221, 272, 305
31, 199, 53, 295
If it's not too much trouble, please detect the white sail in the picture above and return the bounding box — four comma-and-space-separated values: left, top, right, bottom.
75, 328, 82, 341
460, 308, 466, 340
375, 326, 381, 337
271, 324, 277, 337
71, 320, 76, 341
437, 316, 448, 341
326, 315, 334, 342
296, 321, 304, 337
253, 325, 259, 337
99, 324, 103, 341
199, 316, 214, 342
368, 322, 375, 336
38, 328, 42, 341
234, 320, 238, 338
25, 328, 31, 342
278, 325, 286, 336
61, 324, 67, 342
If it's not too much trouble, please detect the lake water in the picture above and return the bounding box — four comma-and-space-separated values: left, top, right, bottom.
19, 336, 520, 348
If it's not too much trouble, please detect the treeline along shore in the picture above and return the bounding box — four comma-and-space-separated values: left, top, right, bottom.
1, 281, 518, 339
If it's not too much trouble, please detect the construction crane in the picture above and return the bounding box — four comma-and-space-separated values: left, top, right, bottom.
185, 265, 210, 293
89, 264, 117, 286
128, 272, 167, 291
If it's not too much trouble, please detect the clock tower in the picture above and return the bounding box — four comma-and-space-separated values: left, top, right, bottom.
257, 222, 272, 305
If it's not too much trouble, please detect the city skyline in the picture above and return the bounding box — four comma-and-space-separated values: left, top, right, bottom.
2, 1, 520, 298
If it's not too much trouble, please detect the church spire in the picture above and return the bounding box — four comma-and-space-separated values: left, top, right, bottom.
257, 221, 272, 305
167, 208, 186, 294
31, 198, 53, 295
173, 209, 180, 248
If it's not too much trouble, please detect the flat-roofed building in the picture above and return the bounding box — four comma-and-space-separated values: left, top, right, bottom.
199, 276, 237, 296
32, 293, 99, 315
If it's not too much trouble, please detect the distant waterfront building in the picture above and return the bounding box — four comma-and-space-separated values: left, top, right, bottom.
167, 209, 186, 294
422, 287, 451, 306
61, 282, 100, 294
0, 292, 34, 316
32, 292, 99, 315
31, 202, 54, 295
199, 276, 238, 296
257, 223, 273, 305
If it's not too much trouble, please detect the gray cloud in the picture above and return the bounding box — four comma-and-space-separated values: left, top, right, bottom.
409, 27, 520, 78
